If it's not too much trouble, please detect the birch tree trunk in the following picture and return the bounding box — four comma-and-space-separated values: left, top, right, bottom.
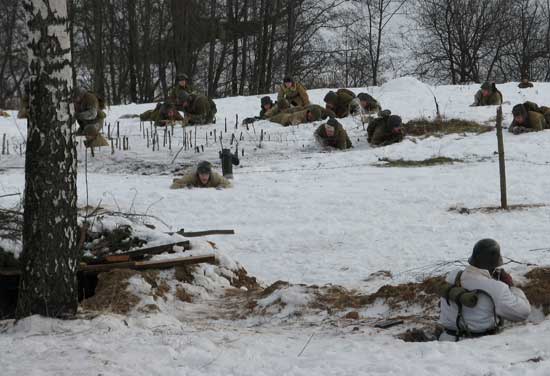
17, 0, 79, 319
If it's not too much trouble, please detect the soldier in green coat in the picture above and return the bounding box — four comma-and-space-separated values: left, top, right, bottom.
170, 73, 197, 102
367, 110, 404, 146
324, 89, 358, 118
314, 118, 352, 150
178, 91, 217, 125
170, 161, 231, 189
509, 103, 548, 134
472, 82, 503, 106
357, 93, 381, 114
74, 88, 109, 148
269, 105, 323, 127
277, 77, 310, 109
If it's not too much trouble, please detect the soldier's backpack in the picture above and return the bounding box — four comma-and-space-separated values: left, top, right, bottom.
437, 271, 502, 340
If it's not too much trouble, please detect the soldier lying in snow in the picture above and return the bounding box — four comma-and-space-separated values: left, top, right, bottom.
170, 161, 231, 189
269, 104, 327, 127
471, 82, 503, 106
177, 91, 217, 126
314, 118, 352, 150
242, 96, 280, 124
438, 239, 531, 341
323, 89, 360, 118
509, 103, 549, 134
73, 88, 109, 148
367, 110, 404, 146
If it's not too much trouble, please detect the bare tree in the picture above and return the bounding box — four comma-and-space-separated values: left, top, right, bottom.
17, 0, 79, 318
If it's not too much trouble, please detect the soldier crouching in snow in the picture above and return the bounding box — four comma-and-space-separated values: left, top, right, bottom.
314, 118, 352, 151
171, 161, 231, 189
438, 239, 531, 341
73, 88, 109, 148
471, 82, 503, 106
509, 103, 548, 134
367, 110, 404, 146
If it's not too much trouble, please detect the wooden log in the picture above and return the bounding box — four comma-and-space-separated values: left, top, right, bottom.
177, 229, 235, 237
115, 240, 191, 260
496, 106, 507, 209
80, 254, 216, 273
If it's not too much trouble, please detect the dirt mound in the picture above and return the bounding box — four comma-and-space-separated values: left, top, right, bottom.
404, 118, 493, 136
523, 268, 550, 315
363, 276, 444, 309
231, 268, 260, 290
81, 269, 140, 314
376, 157, 462, 168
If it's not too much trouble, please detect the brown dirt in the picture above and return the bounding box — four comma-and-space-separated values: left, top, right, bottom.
0, 111, 9, 117
522, 268, 550, 315
175, 265, 196, 284
176, 287, 193, 303
404, 118, 493, 136
397, 327, 442, 342
81, 269, 140, 314
449, 203, 547, 215
231, 267, 260, 290
376, 157, 462, 168
363, 276, 444, 310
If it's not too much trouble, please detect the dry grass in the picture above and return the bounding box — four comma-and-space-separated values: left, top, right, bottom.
80, 269, 140, 314
404, 118, 493, 136
449, 203, 547, 215
376, 157, 462, 168
522, 268, 550, 315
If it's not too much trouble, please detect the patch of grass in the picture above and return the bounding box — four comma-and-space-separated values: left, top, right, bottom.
522, 268, 550, 315
404, 118, 493, 136
376, 156, 463, 168
449, 203, 547, 214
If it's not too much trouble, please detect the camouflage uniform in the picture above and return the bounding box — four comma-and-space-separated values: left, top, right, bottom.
509, 104, 548, 134
324, 89, 357, 118
74, 91, 109, 148
184, 94, 217, 125
140, 102, 184, 125
277, 82, 310, 109
314, 119, 352, 150
472, 82, 503, 106
171, 171, 231, 189
367, 112, 404, 146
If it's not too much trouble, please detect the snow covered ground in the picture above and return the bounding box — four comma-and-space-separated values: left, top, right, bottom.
2, 77, 550, 375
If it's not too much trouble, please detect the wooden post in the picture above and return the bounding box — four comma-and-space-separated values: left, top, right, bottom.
2, 133, 5, 155
111, 138, 115, 154
168, 131, 172, 150
225, 118, 227, 133
116, 121, 120, 139
496, 106, 507, 209
214, 129, 217, 143
163, 127, 167, 148
146, 128, 150, 148
107, 122, 111, 139
235, 114, 238, 129
194, 125, 197, 148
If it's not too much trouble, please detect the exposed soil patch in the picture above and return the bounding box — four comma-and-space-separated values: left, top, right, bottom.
81, 269, 141, 314
376, 157, 462, 168
449, 203, 547, 215
522, 268, 550, 315
404, 118, 493, 137
231, 267, 260, 290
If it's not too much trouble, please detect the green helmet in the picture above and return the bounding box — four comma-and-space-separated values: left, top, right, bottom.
324, 91, 337, 104
469, 239, 503, 271
176, 73, 189, 82
512, 104, 527, 117
481, 82, 493, 91
196, 161, 212, 175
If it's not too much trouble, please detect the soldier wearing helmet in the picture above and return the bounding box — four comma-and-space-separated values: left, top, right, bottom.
170, 161, 231, 189
472, 82, 503, 106
439, 239, 531, 341
367, 110, 404, 146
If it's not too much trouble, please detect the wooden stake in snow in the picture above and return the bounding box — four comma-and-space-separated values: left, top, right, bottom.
1, 133, 5, 155
496, 106, 507, 209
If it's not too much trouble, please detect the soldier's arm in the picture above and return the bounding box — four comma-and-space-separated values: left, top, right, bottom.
277, 85, 285, 102
298, 84, 310, 106
170, 174, 196, 189
493, 283, 531, 322
336, 132, 348, 150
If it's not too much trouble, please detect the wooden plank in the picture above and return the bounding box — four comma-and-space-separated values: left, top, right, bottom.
105, 255, 131, 263
88, 241, 192, 264
134, 255, 216, 270
0, 269, 21, 277
80, 261, 136, 273
178, 230, 235, 237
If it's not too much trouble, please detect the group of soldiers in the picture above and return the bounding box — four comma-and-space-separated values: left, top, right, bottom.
140, 74, 217, 127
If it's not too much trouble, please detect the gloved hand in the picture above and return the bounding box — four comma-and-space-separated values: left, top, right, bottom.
513, 126, 526, 135
495, 269, 514, 287
378, 109, 391, 118
181, 117, 190, 126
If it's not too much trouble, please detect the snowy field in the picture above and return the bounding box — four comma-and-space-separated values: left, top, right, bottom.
2, 77, 550, 375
